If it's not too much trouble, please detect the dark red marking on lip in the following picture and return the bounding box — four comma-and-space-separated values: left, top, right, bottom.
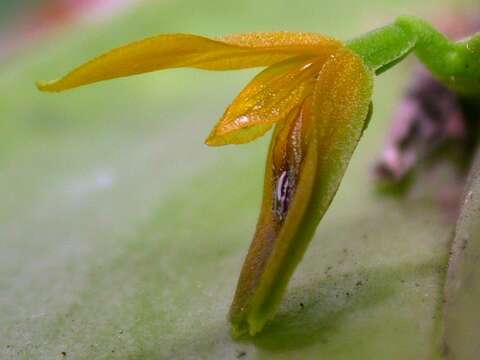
274, 170, 293, 221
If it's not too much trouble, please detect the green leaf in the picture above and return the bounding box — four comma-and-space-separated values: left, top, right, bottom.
0, 72, 452, 359
0, 1, 468, 359
444, 150, 480, 359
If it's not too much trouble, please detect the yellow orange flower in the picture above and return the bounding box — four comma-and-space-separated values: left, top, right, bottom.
37, 31, 373, 336
229, 49, 373, 336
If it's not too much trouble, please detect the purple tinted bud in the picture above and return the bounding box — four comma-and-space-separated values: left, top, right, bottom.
374, 66, 467, 182
374, 12, 480, 212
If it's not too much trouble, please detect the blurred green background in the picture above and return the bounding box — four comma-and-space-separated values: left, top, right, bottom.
0, 0, 476, 359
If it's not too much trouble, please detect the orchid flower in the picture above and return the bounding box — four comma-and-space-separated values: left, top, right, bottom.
37, 15, 480, 336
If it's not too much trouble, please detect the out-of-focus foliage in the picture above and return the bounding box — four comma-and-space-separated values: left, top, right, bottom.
0, 0, 478, 359
0, 0, 137, 62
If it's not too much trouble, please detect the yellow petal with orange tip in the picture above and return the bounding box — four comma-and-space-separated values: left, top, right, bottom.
205, 55, 330, 146
37, 32, 342, 92
229, 47, 373, 337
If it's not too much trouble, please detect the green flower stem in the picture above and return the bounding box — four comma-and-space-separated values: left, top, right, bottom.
346, 22, 416, 74
347, 15, 480, 96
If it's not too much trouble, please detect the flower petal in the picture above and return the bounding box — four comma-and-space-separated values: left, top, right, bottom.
229, 48, 373, 337
205, 56, 329, 146
37, 32, 341, 92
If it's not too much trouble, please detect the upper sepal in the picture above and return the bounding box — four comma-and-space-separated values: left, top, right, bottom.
37, 32, 341, 92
